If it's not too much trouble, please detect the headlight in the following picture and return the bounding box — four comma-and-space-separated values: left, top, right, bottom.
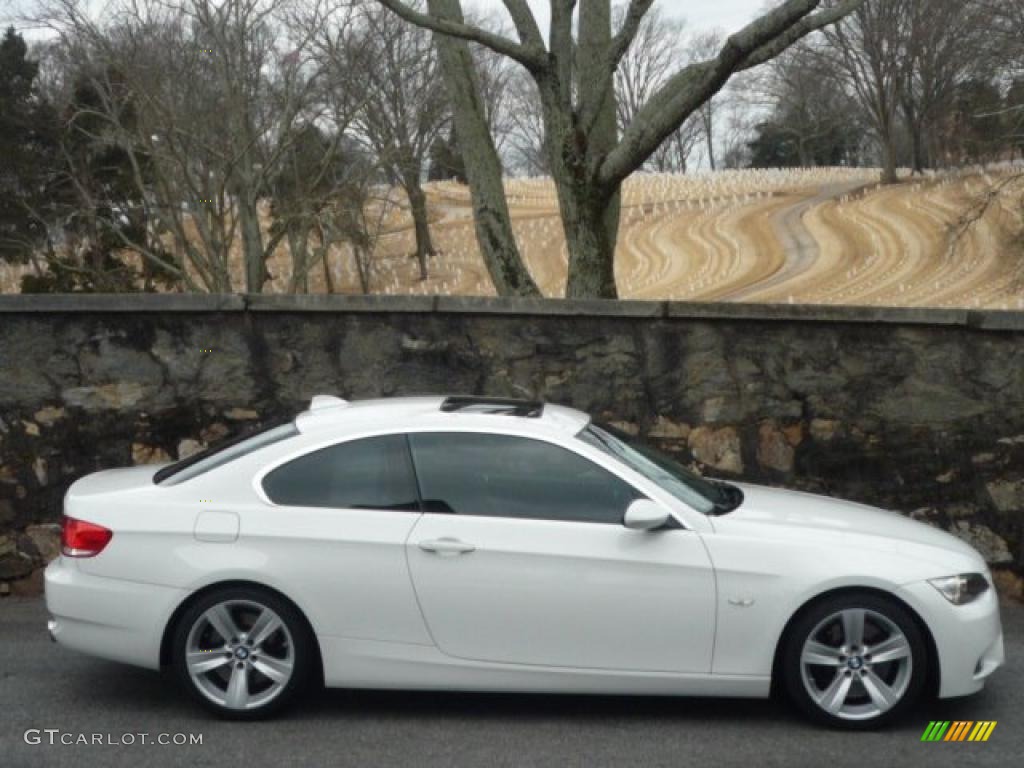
928, 574, 990, 605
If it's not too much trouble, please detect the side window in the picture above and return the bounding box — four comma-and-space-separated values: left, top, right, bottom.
408, 432, 642, 525
156, 421, 298, 485
262, 435, 420, 511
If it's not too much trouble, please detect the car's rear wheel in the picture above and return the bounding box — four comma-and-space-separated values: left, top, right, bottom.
782, 593, 928, 729
172, 586, 314, 719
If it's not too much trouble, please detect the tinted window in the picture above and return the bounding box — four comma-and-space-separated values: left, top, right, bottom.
408, 433, 641, 524
262, 435, 420, 511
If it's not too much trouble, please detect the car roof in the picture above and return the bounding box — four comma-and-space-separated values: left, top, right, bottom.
294, 395, 592, 438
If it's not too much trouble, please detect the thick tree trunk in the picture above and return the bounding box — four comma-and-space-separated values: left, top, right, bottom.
556, 179, 619, 298
426, 0, 540, 297
553, 0, 620, 299
404, 177, 434, 280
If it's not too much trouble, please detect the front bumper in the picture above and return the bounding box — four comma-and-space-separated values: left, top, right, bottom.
896, 579, 1005, 699
45, 556, 186, 670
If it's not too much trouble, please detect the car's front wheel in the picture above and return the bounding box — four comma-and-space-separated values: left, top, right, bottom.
782, 593, 929, 729
172, 586, 315, 719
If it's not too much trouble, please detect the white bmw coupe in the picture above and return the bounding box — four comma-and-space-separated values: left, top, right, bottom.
46, 396, 1004, 727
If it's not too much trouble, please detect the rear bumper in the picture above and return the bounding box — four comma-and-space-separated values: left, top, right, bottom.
896, 579, 1005, 699
45, 557, 187, 670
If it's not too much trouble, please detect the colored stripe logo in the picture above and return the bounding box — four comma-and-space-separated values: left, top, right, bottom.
921, 721, 996, 742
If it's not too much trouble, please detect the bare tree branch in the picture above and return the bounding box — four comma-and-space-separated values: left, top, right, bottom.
607, 0, 655, 72
740, 0, 866, 71
601, 0, 866, 186
374, 0, 546, 70
500, 0, 544, 49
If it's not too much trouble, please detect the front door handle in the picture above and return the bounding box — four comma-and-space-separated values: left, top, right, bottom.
418, 538, 476, 556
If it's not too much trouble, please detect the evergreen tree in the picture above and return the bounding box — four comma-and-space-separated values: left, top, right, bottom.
952, 80, 1005, 162
0, 27, 59, 263
23, 64, 170, 293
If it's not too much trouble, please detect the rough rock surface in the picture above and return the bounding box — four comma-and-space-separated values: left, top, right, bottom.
0, 297, 1022, 594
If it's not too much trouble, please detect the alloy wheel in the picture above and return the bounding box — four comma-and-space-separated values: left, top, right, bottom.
185, 599, 295, 711
799, 607, 913, 721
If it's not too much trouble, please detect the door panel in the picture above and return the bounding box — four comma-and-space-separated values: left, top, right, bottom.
245, 505, 430, 643
247, 434, 430, 643
407, 513, 717, 673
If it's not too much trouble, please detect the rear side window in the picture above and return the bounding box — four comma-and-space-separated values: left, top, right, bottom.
408, 432, 641, 524
156, 420, 298, 486
262, 434, 420, 511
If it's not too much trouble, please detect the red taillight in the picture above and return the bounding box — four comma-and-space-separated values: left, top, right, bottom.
61, 516, 113, 558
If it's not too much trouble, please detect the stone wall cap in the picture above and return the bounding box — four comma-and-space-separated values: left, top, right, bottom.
664, 302, 971, 326
0, 294, 245, 312
246, 294, 437, 313
434, 296, 666, 317
967, 310, 1024, 332
0, 293, 1020, 330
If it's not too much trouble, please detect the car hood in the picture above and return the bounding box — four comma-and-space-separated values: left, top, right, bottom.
726, 482, 984, 567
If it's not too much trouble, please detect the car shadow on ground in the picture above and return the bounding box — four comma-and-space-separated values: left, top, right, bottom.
71, 659, 799, 725
65, 656, 999, 734
303, 686, 801, 724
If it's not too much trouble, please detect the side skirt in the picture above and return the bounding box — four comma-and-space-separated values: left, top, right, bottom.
320, 637, 771, 698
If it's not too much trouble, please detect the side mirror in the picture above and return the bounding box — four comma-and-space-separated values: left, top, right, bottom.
623, 499, 672, 531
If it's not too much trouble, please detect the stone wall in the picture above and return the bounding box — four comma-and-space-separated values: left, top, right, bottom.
1, 295, 1023, 597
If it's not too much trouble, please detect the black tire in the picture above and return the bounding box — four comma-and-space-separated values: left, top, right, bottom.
172, 585, 315, 720
781, 592, 929, 730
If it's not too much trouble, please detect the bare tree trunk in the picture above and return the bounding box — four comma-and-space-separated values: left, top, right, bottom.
426, 0, 539, 296
549, 0, 620, 299
702, 104, 716, 170
237, 195, 266, 293
557, 182, 619, 298
322, 239, 336, 294
673, 133, 689, 174
353, 243, 371, 294
404, 176, 434, 280
287, 228, 310, 293
903, 95, 926, 175
881, 150, 898, 184
909, 128, 925, 175
881, 123, 899, 184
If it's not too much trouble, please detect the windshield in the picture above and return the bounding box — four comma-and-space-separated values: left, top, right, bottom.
578, 423, 743, 516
